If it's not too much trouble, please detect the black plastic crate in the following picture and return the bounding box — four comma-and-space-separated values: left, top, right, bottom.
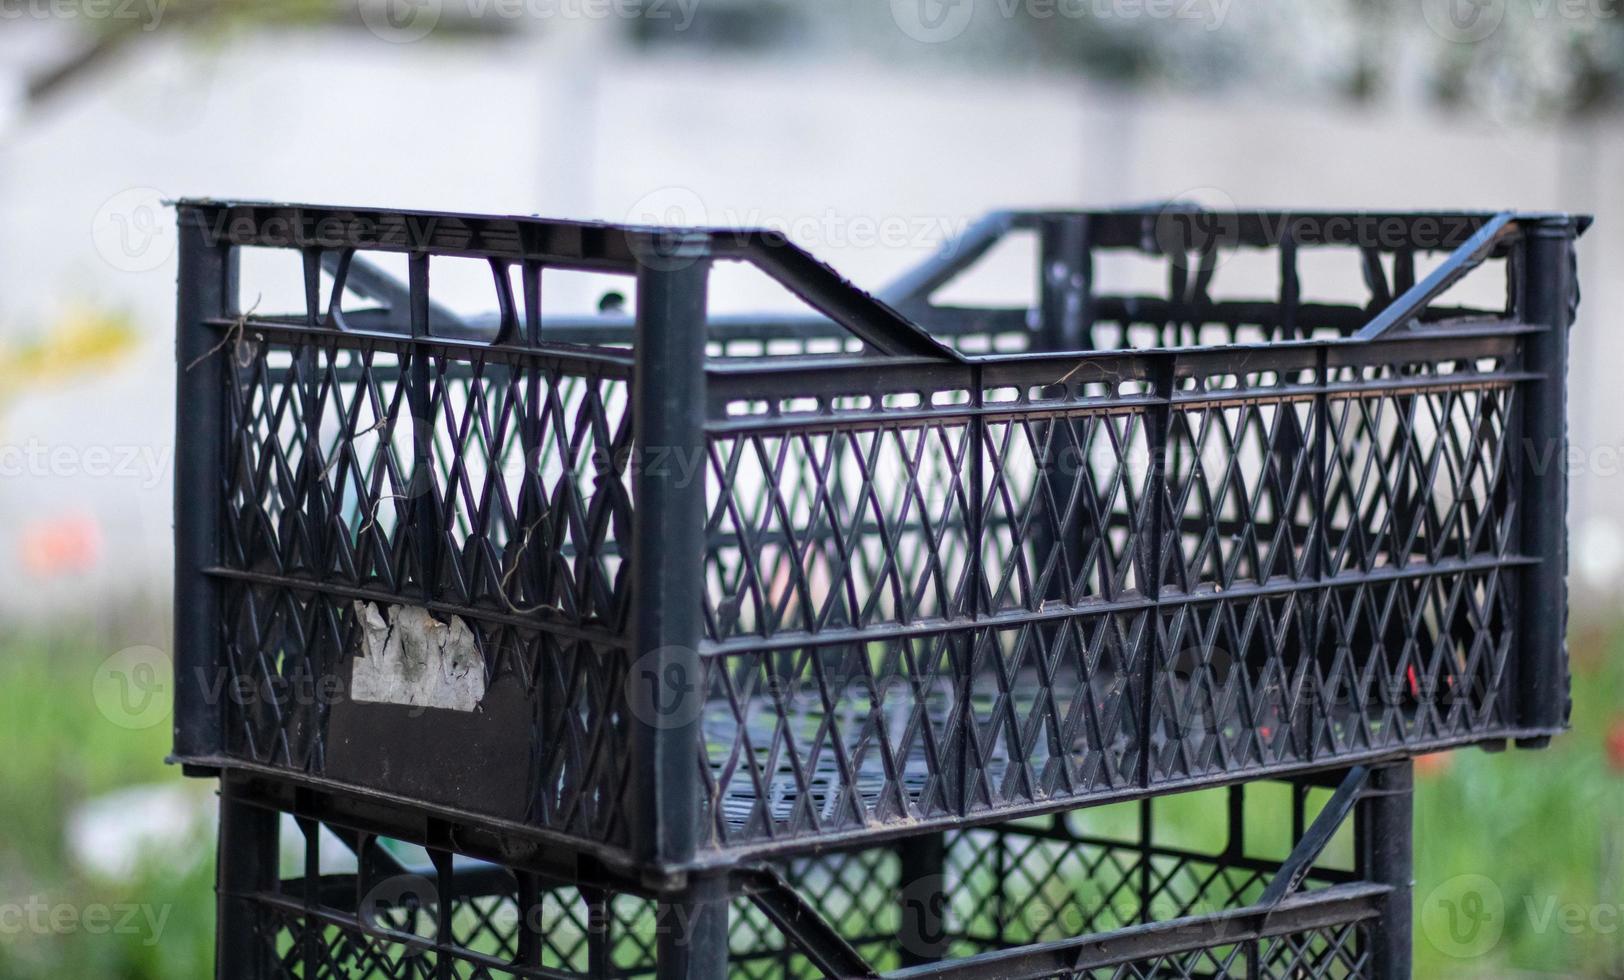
215, 764, 1409, 979
173, 202, 1580, 884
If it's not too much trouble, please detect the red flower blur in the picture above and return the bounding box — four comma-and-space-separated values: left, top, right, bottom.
1606, 720, 1624, 774
19, 512, 102, 577
1415, 752, 1453, 778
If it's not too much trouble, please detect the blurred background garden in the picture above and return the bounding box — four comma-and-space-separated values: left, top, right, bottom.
4, 0, 1624, 976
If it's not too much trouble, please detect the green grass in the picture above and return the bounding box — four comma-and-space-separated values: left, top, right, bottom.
0, 616, 214, 980
1413, 624, 1624, 977
2, 611, 1621, 977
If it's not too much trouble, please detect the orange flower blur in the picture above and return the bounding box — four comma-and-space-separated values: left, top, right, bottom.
19, 512, 103, 577
1607, 720, 1624, 774
1415, 752, 1454, 778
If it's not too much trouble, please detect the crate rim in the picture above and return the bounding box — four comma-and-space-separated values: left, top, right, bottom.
171, 197, 1593, 237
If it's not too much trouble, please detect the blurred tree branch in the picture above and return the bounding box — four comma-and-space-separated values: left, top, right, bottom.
24, 0, 332, 107
21, 0, 1624, 123
22, 0, 502, 111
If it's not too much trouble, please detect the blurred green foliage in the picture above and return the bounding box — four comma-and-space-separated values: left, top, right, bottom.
0, 613, 1621, 976
0, 617, 214, 980
1414, 624, 1624, 977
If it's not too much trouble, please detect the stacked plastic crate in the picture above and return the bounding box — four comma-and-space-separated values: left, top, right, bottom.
172, 201, 1583, 978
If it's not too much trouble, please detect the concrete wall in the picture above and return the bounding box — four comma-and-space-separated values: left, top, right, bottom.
0, 26, 1616, 613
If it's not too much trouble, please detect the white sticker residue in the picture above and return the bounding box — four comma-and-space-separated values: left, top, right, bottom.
350, 601, 485, 712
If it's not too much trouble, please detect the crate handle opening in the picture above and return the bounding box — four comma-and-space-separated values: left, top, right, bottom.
1352, 211, 1518, 340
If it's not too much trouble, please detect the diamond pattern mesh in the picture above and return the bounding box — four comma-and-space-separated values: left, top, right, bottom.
220, 333, 635, 843
240, 785, 1378, 979
704, 422, 976, 639
1058, 924, 1374, 980
698, 348, 1523, 846
223, 336, 632, 624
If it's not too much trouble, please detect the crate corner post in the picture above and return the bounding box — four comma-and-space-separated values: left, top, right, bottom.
628, 236, 726, 980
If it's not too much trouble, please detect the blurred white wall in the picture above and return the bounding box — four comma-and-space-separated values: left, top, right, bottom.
0, 23, 1616, 615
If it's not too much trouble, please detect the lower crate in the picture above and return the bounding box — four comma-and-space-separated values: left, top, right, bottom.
217, 765, 1410, 979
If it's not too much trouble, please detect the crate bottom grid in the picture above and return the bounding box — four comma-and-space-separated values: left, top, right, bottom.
218, 764, 1406, 980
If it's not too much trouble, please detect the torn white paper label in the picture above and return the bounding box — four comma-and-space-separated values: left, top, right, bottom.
350, 601, 484, 712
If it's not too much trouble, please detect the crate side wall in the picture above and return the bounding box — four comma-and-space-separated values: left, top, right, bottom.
212, 325, 639, 855
696, 329, 1532, 850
